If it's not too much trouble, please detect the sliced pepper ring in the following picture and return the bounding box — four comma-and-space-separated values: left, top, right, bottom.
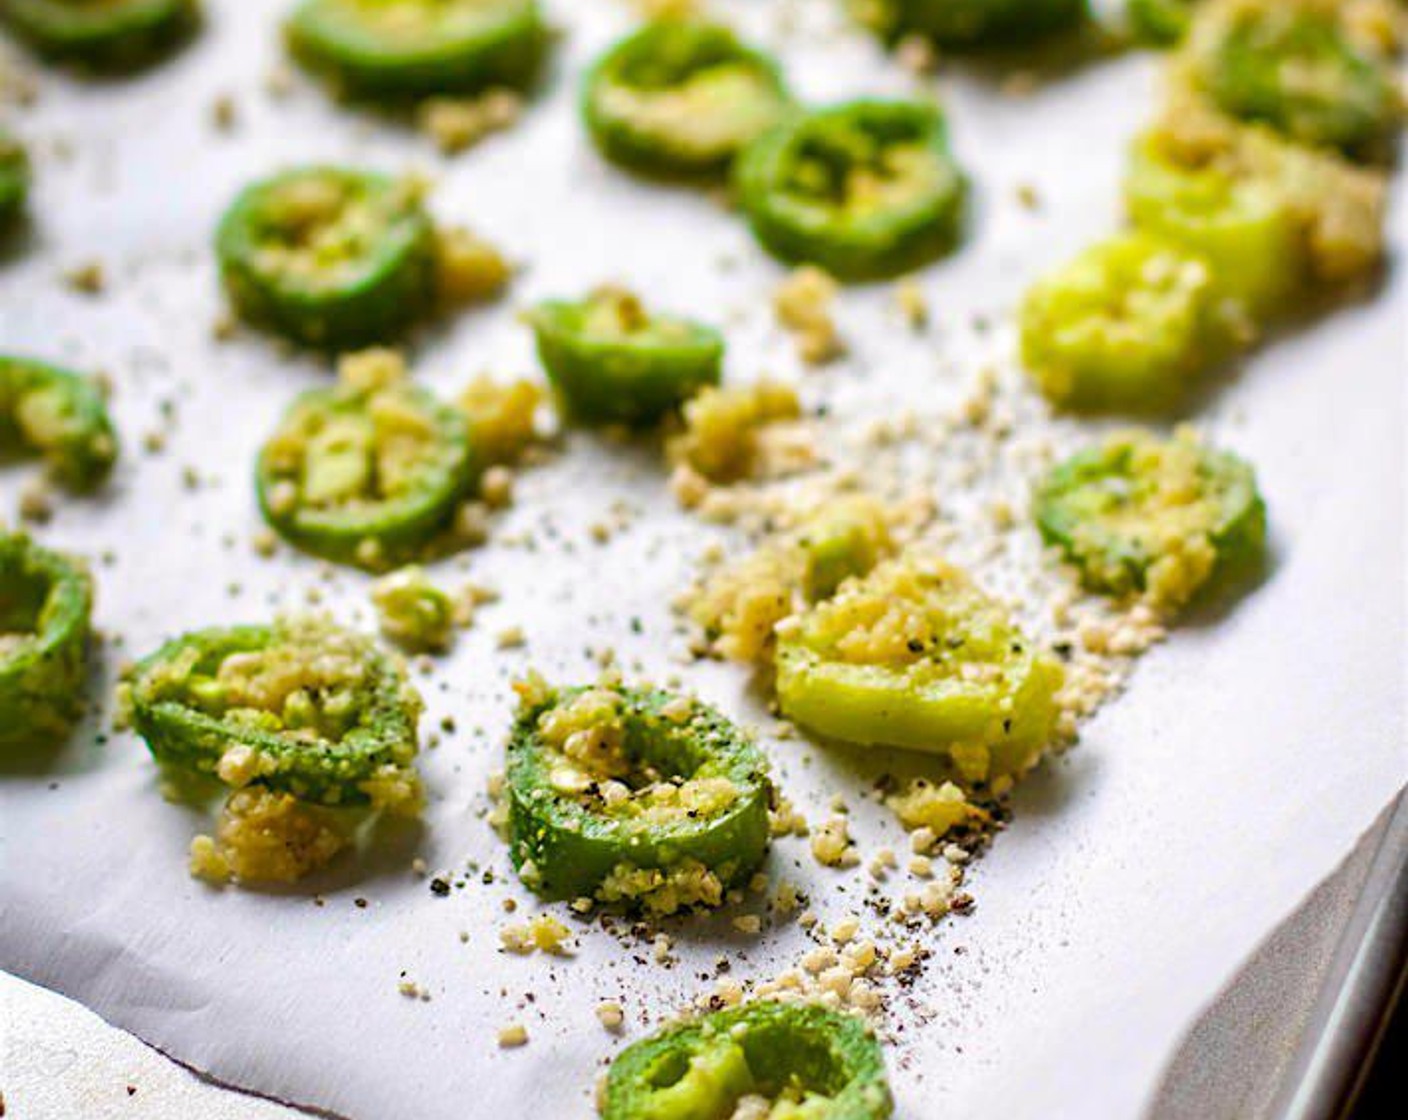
255, 362, 474, 570
527, 287, 724, 426
1, 129, 29, 226
286, 0, 547, 98
0, 355, 119, 490
1033, 428, 1266, 607
582, 20, 790, 178
505, 682, 773, 906
1019, 232, 1221, 413
1189, 0, 1398, 158
0, 531, 93, 747
854, 0, 1088, 49
774, 553, 1064, 784
1125, 132, 1303, 320
734, 99, 967, 281
128, 614, 422, 808
1128, 0, 1198, 45
216, 166, 438, 349
0, 0, 198, 68
603, 1001, 893, 1120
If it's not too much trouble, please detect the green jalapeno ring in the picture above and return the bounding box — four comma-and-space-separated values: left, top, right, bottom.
1033, 430, 1267, 602
0, 356, 120, 490
604, 1001, 893, 1120
581, 20, 791, 178
128, 615, 422, 808
1019, 232, 1223, 414
1, 129, 30, 227
216, 167, 438, 349
774, 554, 1064, 784
255, 377, 475, 570
1191, 2, 1398, 158
853, 0, 1088, 49
734, 99, 968, 282
0, 531, 93, 747
0, 0, 198, 68
506, 684, 773, 904
286, 0, 547, 99
1128, 0, 1197, 45
1125, 133, 1303, 320
527, 289, 724, 426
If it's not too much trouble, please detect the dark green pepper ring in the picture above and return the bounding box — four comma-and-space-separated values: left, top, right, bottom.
0, 0, 199, 69
527, 287, 724, 426
852, 0, 1088, 50
216, 166, 438, 349
506, 681, 773, 906
1128, 0, 1197, 45
734, 99, 967, 282
1034, 428, 1267, 604
1191, 1, 1398, 158
1, 129, 30, 227
255, 356, 474, 570
286, 0, 547, 99
581, 20, 791, 178
603, 1001, 893, 1120
127, 614, 422, 808
0, 531, 93, 748
1, 355, 119, 490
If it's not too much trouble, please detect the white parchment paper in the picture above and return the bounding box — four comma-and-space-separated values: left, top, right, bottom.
1, 3, 1404, 1118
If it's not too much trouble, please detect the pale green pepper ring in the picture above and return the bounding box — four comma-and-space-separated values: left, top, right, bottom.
1193, 3, 1398, 158
1, 129, 29, 227
286, 0, 547, 98
1125, 133, 1302, 320
581, 20, 791, 178
0, 531, 93, 748
127, 615, 422, 807
0, 0, 199, 68
774, 554, 1064, 785
255, 375, 475, 570
0, 356, 119, 490
734, 99, 967, 282
527, 287, 724, 426
854, 0, 1088, 49
603, 1001, 893, 1120
1034, 429, 1267, 602
1019, 232, 1221, 414
216, 167, 438, 349
506, 683, 773, 904
1128, 0, 1197, 45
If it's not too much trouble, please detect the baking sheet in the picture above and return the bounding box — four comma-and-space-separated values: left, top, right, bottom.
1, 3, 1404, 1118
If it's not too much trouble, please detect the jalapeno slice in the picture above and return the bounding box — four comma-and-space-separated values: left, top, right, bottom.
603, 1001, 893, 1120
0, 532, 93, 747
1020, 232, 1221, 413
1143, 92, 1390, 284
216, 167, 438, 349
1129, 0, 1198, 45
0, 0, 198, 68
286, 0, 546, 98
1125, 132, 1302, 318
1, 356, 119, 490
1188, 0, 1398, 158
774, 554, 1063, 784
582, 20, 790, 178
735, 100, 967, 282
128, 614, 423, 808
256, 351, 474, 570
0, 129, 29, 227
1033, 428, 1266, 608
854, 0, 1087, 48
505, 681, 773, 909
527, 287, 724, 426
